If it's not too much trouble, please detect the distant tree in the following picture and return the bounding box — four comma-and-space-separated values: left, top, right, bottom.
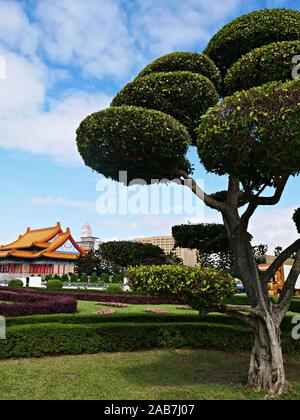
90, 272, 98, 284
275, 246, 283, 257
172, 223, 234, 270
80, 274, 88, 284
99, 241, 169, 268
69, 273, 78, 283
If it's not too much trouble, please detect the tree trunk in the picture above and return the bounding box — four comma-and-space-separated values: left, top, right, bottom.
248, 313, 289, 398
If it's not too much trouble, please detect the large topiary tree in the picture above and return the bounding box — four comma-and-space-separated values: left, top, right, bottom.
76, 8, 300, 397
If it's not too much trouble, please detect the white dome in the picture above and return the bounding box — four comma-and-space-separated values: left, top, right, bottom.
81, 222, 93, 238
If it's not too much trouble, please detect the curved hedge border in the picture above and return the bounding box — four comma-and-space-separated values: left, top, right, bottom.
3, 287, 178, 305
225, 41, 300, 94
0, 321, 299, 360
136, 52, 222, 91
205, 8, 300, 76
0, 289, 77, 317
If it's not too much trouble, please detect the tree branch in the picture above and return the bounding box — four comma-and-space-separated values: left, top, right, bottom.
177, 170, 225, 212
277, 250, 300, 316
262, 239, 300, 285
241, 176, 289, 228
226, 177, 240, 208
203, 303, 264, 318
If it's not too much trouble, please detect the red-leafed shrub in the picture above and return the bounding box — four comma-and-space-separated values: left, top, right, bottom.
3, 288, 177, 305
0, 289, 77, 317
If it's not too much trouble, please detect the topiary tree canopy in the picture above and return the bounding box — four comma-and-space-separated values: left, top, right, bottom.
112, 72, 219, 142
136, 52, 222, 90
77, 7, 300, 397
225, 41, 300, 94
205, 8, 300, 77
77, 106, 191, 183
198, 79, 300, 189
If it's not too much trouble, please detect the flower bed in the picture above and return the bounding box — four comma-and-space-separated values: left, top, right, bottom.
96, 309, 116, 315
144, 308, 169, 314
0, 289, 77, 317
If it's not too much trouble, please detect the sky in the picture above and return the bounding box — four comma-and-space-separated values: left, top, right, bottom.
0, 0, 299, 251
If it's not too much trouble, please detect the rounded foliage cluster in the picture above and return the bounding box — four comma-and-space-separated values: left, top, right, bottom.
100, 241, 168, 267
205, 8, 300, 76
76, 106, 191, 183
127, 265, 236, 310
136, 52, 222, 91
46, 280, 63, 289
112, 71, 219, 143
225, 41, 300, 94
293, 208, 300, 234
197, 79, 300, 185
8, 279, 23, 288
172, 223, 230, 253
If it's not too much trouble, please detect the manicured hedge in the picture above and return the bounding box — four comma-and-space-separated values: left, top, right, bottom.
205, 8, 300, 76
225, 41, 300, 95
112, 71, 218, 142
47, 280, 63, 289
0, 322, 250, 359
136, 52, 222, 91
127, 265, 235, 310
2, 287, 178, 305
8, 279, 23, 288
0, 289, 77, 317
0, 320, 299, 360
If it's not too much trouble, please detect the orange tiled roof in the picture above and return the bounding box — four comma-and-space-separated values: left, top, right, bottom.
0, 223, 85, 261
0, 223, 62, 251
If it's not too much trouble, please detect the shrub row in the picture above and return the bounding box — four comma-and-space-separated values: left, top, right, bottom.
0, 289, 77, 317
0, 321, 299, 360
4, 287, 177, 305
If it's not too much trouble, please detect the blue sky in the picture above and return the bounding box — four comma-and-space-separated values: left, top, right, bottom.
0, 0, 299, 250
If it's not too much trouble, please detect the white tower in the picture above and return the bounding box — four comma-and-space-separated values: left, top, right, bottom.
78, 223, 101, 250
81, 222, 93, 239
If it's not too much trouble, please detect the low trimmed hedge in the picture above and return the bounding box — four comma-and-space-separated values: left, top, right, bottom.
0, 289, 77, 317
0, 321, 299, 360
8, 279, 23, 288
46, 280, 63, 289
3, 287, 177, 305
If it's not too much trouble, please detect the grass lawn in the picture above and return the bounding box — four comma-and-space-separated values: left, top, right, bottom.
1, 349, 300, 400
77, 300, 198, 316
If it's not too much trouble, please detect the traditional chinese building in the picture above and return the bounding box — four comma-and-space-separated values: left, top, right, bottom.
0, 222, 85, 279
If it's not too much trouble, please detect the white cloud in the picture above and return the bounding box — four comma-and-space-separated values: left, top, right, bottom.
198, 207, 298, 253
249, 207, 298, 252
0, 0, 39, 57
35, 0, 139, 80
28, 196, 96, 213
132, 0, 241, 56
0, 49, 111, 163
